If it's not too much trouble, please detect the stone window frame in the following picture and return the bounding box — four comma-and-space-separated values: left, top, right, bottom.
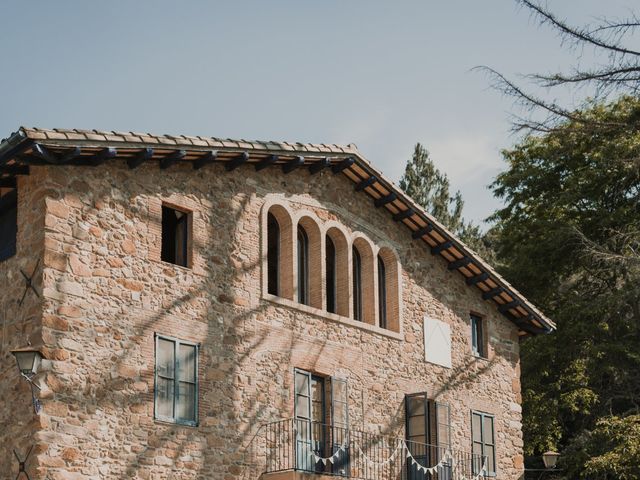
149, 194, 202, 273
470, 312, 489, 360
261, 197, 403, 340
154, 333, 200, 427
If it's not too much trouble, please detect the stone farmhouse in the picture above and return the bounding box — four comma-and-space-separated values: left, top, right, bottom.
0, 128, 555, 480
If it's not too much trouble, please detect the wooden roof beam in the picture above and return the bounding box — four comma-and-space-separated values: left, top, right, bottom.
283, 156, 304, 174
88, 148, 116, 166
225, 152, 249, 171
412, 224, 434, 239
467, 272, 489, 285
255, 154, 278, 171
355, 176, 377, 192
193, 151, 217, 170
160, 150, 187, 170
498, 301, 520, 313
393, 208, 415, 221
374, 192, 397, 208
448, 256, 472, 270
308, 157, 330, 174
32, 144, 57, 164
331, 157, 354, 173
431, 241, 453, 255
482, 287, 505, 300
127, 148, 154, 169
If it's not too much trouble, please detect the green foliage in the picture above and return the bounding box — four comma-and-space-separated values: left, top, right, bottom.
491, 96, 640, 478
400, 143, 493, 259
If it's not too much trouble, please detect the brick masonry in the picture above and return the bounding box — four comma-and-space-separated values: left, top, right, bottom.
0, 160, 524, 479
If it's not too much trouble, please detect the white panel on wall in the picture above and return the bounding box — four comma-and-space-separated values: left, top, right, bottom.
424, 317, 452, 368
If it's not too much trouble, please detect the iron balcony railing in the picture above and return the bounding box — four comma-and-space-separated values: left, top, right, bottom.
263, 418, 488, 480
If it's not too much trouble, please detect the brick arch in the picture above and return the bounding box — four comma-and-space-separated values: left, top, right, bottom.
261, 200, 294, 300
324, 222, 350, 318
377, 245, 401, 333
296, 214, 322, 309
352, 234, 376, 325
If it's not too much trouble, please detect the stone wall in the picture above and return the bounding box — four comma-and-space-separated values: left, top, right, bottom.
2, 160, 523, 479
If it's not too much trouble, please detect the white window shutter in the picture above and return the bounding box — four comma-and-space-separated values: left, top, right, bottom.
423, 317, 452, 368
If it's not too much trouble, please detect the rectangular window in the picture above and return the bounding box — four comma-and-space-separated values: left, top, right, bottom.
155, 335, 198, 426
472, 411, 496, 476
161, 205, 190, 267
471, 314, 486, 358
0, 189, 17, 262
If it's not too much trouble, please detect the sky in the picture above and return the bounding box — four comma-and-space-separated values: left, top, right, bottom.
0, 0, 637, 227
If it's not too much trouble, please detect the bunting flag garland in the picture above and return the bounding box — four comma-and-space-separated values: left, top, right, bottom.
309, 435, 350, 465
452, 459, 488, 480
404, 443, 453, 474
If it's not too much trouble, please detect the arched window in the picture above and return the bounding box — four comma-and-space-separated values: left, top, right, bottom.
297, 225, 310, 305
265, 205, 293, 300
267, 212, 280, 296
378, 254, 387, 329
378, 247, 400, 332
326, 236, 337, 314
352, 246, 362, 321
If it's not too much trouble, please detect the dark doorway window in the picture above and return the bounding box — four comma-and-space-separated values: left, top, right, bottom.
267, 212, 280, 295
326, 236, 336, 314
352, 246, 362, 321
294, 369, 349, 476
297, 225, 309, 305
378, 254, 387, 329
161, 205, 190, 267
0, 189, 17, 262
405, 393, 452, 480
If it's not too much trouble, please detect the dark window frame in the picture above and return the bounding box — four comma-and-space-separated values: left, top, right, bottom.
161, 204, 191, 268
0, 188, 17, 262
154, 334, 199, 427
471, 314, 486, 358
326, 235, 337, 314
471, 410, 496, 477
297, 225, 310, 305
352, 246, 362, 321
267, 212, 280, 296
377, 254, 387, 329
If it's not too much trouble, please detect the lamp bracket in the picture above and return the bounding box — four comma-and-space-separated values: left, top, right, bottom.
13, 446, 32, 480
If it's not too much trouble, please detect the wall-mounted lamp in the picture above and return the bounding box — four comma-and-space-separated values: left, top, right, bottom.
11, 347, 45, 414
542, 451, 561, 469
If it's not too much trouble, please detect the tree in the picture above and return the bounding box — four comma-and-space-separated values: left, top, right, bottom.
480, 0, 640, 134
491, 96, 640, 478
399, 143, 492, 258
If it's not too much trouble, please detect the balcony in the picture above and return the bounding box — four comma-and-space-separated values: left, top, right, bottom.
258, 418, 488, 480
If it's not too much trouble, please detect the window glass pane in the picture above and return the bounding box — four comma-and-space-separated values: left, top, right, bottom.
332, 378, 347, 403
333, 404, 347, 426
437, 403, 449, 424
156, 377, 174, 418
176, 381, 196, 421
472, 442, 483, 457
409, 415, 425, 436
295, 372, 309, 395
296, 395, 309, 419
407, 395, 425, 416
178, 343, 196, 382
311, 378, 323, 402
312, 402, 324, 423
438, 424, 450, 448
267, 213, 280, 296
485, 445, 495, 473
472, 414, 482, 442
483, 416, 494, 443
157, 338, 174, 378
